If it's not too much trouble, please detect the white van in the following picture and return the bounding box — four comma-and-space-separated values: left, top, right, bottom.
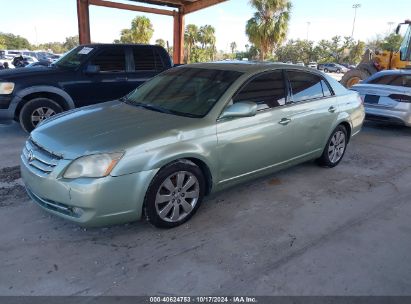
4, 50, 25, 59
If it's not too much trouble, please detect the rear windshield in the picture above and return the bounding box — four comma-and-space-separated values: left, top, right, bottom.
126, 67, 242, 118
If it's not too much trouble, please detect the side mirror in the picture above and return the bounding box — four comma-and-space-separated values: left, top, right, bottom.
219, 101, 258, 119
85, 64, 100, 74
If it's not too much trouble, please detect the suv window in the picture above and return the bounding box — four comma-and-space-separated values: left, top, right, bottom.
233, 71, 287, 110
90, 48, 126, 72
287, 71, 324, 102
133, 47, 158, 71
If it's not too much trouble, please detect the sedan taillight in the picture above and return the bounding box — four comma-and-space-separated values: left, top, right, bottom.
358, 95, 365, 104
388, 94, 411, 103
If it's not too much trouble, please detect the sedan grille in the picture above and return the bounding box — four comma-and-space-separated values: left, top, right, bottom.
22, 139, 62, 175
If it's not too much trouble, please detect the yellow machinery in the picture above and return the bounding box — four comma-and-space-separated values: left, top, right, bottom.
341, 20, 411, 88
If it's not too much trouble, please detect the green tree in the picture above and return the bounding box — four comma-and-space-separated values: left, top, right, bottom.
36, 42, 65, 53
155, 38, 166, 48
230, 41, 237, 57
246, 0, 292, 60
199, 25, 216, 60
348, 40, 366, 64
63, 35, 79, 51
184, 24, 216, 63
248, 45, 260, 59
0, 33, 31, 49
0, 36, 5, 50
379, 33, 403, 51
184, 24, 199, 63
276, 39, 316, 64
118, 16, 154, 44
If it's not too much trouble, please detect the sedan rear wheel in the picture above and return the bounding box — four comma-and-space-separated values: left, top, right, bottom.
328, 130, 346, 163
144, 160, 205, 228
317, 125, 348, 167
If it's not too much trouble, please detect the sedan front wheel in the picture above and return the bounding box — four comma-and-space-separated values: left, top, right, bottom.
144, 160, 205, 228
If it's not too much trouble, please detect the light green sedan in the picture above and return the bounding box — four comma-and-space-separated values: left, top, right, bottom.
21, 62, 365, 228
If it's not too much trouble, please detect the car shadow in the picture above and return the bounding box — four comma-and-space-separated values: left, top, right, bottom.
363, 120, 411, 136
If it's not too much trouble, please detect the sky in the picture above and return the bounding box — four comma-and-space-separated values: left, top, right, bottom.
0, 0, 410, 52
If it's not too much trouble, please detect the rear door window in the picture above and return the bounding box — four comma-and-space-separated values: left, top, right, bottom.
132, 47, 158, 71
90, 48, 126, 72
233, 71, 287, 110
321, 80, 333, 97
287, 71, 324, 102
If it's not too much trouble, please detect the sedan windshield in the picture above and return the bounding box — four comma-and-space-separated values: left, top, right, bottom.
126, 67, 243, 118
54, 46, 94, 69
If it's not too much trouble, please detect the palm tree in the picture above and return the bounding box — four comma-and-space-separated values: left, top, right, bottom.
184, 24, 199, 63
119, 16, 154, 44
246, 0, 292, 60
155, 39, 166, 48
230, 41, 237, 56
199, 25, 216, 60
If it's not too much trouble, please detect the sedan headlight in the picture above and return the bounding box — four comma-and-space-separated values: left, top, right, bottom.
63, 152, 124, 179
0, 82, 15, 95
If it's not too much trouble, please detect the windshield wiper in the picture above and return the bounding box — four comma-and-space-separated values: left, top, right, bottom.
126, 100, 172, 114
124, 99, 200, 118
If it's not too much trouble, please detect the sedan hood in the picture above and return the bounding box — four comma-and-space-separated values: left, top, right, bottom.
31, 100, 197, 159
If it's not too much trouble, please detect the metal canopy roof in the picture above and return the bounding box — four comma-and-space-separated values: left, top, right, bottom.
77, 0, 227, 63
85, 0, 227, 16
129, 0, 205, 9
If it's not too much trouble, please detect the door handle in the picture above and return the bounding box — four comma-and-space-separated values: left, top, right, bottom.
328, 106, 336, 113
279, 118, 291, 125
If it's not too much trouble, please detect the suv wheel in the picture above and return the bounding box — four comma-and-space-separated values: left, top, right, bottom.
324, 68, 329, 73
317, 125, 348, 168
144, 160, 205, 228
19, 98, 63, 132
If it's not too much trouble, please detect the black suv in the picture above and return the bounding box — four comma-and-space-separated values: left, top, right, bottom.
0, 44, 172, 132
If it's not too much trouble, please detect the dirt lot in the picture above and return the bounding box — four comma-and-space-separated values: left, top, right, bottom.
0, 121, 411, 296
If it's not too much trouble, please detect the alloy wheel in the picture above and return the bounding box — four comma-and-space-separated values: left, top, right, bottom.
155, 171, 200, 222
31, 107, 56, 127
328, 130, 346, 163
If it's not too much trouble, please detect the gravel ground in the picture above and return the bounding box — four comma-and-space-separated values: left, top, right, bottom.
0, 121, 410, 296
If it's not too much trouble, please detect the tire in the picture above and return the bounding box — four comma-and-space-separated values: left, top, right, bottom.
357, 63, 378, 76
144, 160, 206, 228
340, 68, 370, 88
317, 125, 348, 168
324, 68, 329, 73
19, 97, 63, 133
337, 69, 341, 73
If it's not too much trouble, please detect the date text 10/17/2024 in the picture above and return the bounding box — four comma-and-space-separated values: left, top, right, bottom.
149, 296, 258, 303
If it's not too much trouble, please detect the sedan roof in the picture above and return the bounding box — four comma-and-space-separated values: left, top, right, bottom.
363, 68, 411, 83
369, 69, 411, 77
181, 61, 320, 74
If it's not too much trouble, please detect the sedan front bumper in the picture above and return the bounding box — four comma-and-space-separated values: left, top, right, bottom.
21, 154, 158, 227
